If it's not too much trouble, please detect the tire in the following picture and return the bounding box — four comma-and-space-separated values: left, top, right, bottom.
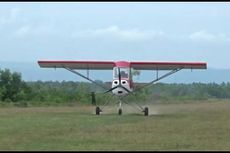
144, 107, 149, 116
118, 108, 122, 115
96, 106, 100, 115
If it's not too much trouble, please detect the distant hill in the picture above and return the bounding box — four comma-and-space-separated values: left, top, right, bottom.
1, 61, 230, 84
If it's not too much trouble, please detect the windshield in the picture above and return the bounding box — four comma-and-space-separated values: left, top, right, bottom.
113, 67, 129, 79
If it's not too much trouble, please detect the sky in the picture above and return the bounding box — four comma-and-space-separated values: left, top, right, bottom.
0, 2, 230, 69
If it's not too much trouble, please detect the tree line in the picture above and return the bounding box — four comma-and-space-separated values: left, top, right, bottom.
0, 68, 230, 106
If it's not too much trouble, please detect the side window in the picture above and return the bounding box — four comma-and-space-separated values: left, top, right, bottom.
113, 67, 118, 78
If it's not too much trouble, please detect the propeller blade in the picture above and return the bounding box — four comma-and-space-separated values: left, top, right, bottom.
104, 85, 119, 93
117, 67, 130, 93
118, 67, 121, 86
104, 85, 130, 94
104, 67, 130, 94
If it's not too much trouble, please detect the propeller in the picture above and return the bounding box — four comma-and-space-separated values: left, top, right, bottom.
104, 67, 130, 94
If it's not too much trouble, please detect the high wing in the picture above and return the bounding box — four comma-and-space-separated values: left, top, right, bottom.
130, 61, 207, 70
38, 60, 115, 70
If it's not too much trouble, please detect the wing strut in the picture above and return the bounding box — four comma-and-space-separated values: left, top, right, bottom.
135, 67, 183, 92
64, 67, 109, 90
117, 67, 183, 113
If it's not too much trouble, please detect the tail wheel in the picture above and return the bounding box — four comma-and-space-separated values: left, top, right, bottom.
144, 107, 149, 116
118, 108, 122, 115
96, 106, 101, 115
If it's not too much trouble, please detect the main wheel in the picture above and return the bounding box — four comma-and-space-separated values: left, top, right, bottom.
96, 106, 101, 115
118, 108, 122, 115
144, 107, 149, 116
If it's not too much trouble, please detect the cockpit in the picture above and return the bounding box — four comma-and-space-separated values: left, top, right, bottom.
113, 67, 130, 79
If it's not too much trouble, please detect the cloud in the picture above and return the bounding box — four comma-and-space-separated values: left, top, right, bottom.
10, 8, 21, 18
189, 30, 230, 42
16, 25, 31, 37
72, 25, 165, 42
15, 24, 57, 38
0, 7, 21, 24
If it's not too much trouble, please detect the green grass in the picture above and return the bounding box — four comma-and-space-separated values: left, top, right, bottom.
0, 100, 230, 151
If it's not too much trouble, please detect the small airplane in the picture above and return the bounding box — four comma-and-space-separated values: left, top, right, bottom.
38, 60, 207, 116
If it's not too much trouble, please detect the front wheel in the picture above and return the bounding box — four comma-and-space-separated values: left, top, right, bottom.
144, 107, 149, 116
96, 106, 101, 115
118, 108, 122, 115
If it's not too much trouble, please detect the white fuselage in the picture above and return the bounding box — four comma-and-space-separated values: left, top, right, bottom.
112, 66, 133, 96
112, 79, 132, 96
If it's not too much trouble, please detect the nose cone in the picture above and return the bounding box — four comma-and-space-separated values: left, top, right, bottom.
112, 87, 128, 96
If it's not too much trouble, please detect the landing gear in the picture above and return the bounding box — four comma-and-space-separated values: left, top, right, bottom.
118, 108, 122, 115
96, 106, 101, 115
95, 98, 148, 116
118, 99, 122, 115
144, 107, 149, 116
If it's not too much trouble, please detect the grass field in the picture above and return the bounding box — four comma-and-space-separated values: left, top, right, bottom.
0, 100, 230, 151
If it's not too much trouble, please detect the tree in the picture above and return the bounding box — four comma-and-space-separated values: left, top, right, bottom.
131, 68, 140, 76
0, 69, 31, 102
